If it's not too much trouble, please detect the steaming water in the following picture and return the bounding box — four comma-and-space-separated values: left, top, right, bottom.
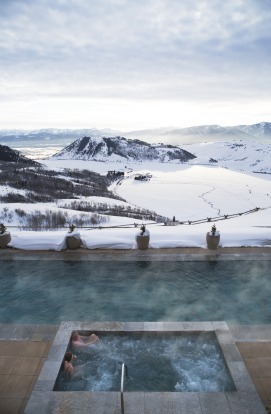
1, 259, 271, 324
54, 332, 235, 392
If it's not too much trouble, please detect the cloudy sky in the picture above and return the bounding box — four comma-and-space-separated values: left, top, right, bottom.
0, 0, 270, 131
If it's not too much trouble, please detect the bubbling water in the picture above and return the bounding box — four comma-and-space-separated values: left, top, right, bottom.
54, 332, 235, 392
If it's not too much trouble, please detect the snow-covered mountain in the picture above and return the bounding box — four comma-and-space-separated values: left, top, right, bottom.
125, 124, 268, 144
235, 122, 271, 139
0, 128, 118, 140
52, 136, 196, 162
0, 122, 270, 147
0, 128, 118, 148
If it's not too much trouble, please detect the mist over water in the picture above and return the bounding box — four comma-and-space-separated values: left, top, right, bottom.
1, 260, 271, 324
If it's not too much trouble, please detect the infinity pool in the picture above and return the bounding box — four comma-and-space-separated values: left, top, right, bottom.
1, 259, 271, 324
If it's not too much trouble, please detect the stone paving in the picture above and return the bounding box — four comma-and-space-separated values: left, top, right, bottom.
0, 324, 58, 414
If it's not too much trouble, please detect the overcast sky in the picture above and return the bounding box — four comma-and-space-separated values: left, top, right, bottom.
0, 0, 270, 131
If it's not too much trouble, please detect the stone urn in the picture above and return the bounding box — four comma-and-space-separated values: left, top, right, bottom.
136, 225, 150, 250
0, 224, 11, 248
66, 225, 81, 250
206, 224, 220, 250
66, 236, 81, 250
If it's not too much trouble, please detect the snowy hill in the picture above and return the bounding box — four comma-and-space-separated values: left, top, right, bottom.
182, 139, 271, 174
51, 135, 196, 163
0, 144, 39, 165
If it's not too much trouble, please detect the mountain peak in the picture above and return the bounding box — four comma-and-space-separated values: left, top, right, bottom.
52, 135, 196, 162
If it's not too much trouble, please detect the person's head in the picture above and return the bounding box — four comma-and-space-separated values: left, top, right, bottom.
64, 351, 73, 362
72, 331, 79, 341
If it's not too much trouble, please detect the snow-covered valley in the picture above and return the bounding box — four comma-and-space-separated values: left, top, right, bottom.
0, 134, 271, 250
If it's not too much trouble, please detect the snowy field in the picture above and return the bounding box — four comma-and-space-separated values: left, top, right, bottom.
3, 145, 271, 250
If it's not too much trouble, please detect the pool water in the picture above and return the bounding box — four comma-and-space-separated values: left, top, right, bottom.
1, 259, 271, 324
54, 332, 235, 392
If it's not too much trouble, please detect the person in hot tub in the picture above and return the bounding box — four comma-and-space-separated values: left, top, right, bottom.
63, 351, 77, 377
63, 351, 88, 379
71, 331, 99, 349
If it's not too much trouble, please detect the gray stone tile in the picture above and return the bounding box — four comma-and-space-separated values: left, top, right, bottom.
172, 393, 202, 414
88, 392, 119, 414
199, 392, 231, 414
236, 391, 266, 414
124, 322, 145, 331
203, 322, 213, 331
226, 392, 248, 414
159, 322, 183, 331
219, 343, 243, 362
216, 330, 234, 345
225, 391, 267, 414
85, 392, 117, 414
228, 361, 256, 391
212, 321, 229, 331
34, 378, 56, 392
143, 392, 173, 414
78, 321, 124, 332
36, 360, 61, 383
179, 322, 205, 331
156, 392, 174, 413
46, 344, 68, 361
143, 322, 165, 331
24, 391, 61, 414
53, 392, 92, 414
123, 392, 145, 414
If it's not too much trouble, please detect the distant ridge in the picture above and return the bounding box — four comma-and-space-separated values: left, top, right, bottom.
0, 122, 270, 146
124, 122, 271, 144
52, 136, 196, 162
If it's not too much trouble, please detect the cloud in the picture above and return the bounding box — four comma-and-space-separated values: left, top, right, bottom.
0, 0, 271, 128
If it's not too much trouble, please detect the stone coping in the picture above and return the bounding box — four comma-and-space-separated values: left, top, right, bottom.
0, 246, 271, 261
25, 321, 266, 414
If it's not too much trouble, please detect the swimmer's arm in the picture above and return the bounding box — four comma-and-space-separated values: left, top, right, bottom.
86, 334, 99, 344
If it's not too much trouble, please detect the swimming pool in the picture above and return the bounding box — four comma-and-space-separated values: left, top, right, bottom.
54, 332, 235, 392
1, 258, 271, 324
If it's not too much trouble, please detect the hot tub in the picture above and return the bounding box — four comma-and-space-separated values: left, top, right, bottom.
54, 331, 235, 392
25, 322, 266, 414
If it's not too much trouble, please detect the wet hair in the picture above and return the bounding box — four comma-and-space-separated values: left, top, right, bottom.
71, 331, 78, 339
64, 352, 73, 362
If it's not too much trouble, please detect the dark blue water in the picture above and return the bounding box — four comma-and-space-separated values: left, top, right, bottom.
0, 260, 271, 324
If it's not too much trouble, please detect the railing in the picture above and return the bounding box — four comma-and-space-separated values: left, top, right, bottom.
120, 363, 127, 414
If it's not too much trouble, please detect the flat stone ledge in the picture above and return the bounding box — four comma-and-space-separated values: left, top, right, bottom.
1, 247, 271, 262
